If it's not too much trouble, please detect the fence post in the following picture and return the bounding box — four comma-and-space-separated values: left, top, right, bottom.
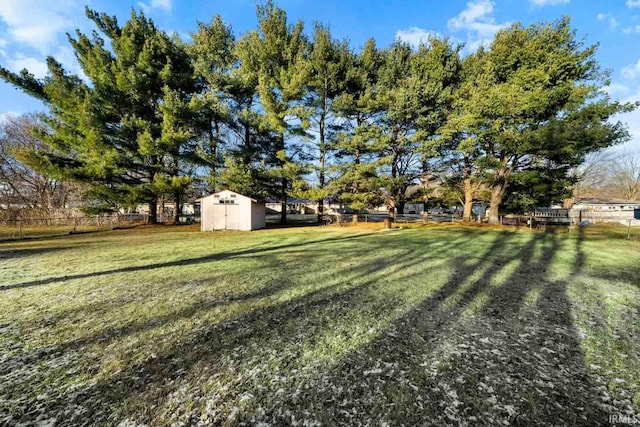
628, 219, 632, 241
18, 219, 23, 239
73, 217, 77, 232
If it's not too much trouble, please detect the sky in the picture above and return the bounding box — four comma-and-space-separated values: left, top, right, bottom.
0, 0, 639, 152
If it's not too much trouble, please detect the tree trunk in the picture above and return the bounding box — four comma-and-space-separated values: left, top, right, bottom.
422, 156, 429, 223
318, 107, 326, 224
488, 186, 504, 225
149, 199, 158, 224
208, 115, 219, 192
173, 189, 181, 225
389, 145, 398, 221
488, 156, 512, 225
462, 153, 474, 222
352, 209, 359, 224
488, 174, 510, 225
279, 132, 287, 225
243, 122, 251, 166
397, 200, 405, 215
463, 177, 474, 222
388, 203, 395, 220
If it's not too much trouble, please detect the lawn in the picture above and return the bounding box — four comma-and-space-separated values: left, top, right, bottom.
0, 225, 639, 425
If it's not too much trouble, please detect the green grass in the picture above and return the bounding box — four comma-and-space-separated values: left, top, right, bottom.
0, 225, 638, 425
0, 224, 115, 241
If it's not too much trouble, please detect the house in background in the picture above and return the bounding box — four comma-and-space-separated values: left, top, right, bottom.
134, 200, 199, 223
571, 199, 640, 224
265, 197, 355, 215
199, 190, 265, 231
533, 198, 640, 226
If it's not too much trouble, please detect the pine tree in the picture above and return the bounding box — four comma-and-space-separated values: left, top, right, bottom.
237, 1, 311, 224
189, 15, 236, 193
331, 38, 386, 222
410, 37, 461, 221
305, 24, 349, 221
441, 49, 489, 222
0, 8, 196, 223
472, 18, 634, 224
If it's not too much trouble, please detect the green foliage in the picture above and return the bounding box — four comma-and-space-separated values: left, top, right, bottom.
444, 17, 635, 222
0, 8, 196, 222
0, 6, 634, 221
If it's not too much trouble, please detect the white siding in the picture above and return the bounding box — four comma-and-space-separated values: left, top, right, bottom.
251, 202, 266, 230
200, 190, 265, 231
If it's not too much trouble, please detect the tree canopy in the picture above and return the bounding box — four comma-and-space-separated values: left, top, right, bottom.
0, 4, 635, 223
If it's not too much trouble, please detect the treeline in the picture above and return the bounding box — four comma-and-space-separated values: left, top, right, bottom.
0, 1, 635, 224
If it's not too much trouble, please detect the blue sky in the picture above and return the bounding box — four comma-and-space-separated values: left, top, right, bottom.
1, 0, 639, 151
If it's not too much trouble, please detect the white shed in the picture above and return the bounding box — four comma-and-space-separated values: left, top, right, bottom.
199, 190, 266, 231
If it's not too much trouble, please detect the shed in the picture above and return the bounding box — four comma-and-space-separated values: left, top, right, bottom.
199, 190, 266, 231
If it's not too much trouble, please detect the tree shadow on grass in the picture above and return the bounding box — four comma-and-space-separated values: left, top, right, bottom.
254, 230, 613, 425
0, 244, 76, 261
9, 228, 622, 425
2, 229, 484, 424
0, 232, 378, 291
205, 229, 610, 426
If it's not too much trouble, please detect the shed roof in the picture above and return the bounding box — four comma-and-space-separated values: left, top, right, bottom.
197, 190, 261, 203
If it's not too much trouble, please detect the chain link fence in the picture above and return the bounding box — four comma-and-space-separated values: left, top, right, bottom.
0, 213, 148, 241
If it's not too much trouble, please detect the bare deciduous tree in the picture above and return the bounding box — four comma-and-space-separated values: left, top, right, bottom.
610, 151, 640, 201
0, 114, 72, 212
567, 151, 614, 206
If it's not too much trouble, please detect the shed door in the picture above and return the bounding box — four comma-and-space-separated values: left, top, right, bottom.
213, 199, 239, 230
212, 203, 226, 230
226, 203, 239, 229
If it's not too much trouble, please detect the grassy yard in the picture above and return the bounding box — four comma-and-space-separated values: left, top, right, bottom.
0, 225, 639, 425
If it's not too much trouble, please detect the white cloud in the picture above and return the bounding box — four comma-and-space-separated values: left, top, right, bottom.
4, 54, 49, 78
138, 0, 172, 13
447, 0, 511, 53
0, 1, 86, 82
597, 13, 619, 30
622, 60, 640, 79
0, 0, 84, 53
626, 0, 640, 8
396, 27, 441, 48
529, 0, 569, 6
612, 89, 640, 153
623, 25, 640, 34
448, 0, 497, 35
603, 82, 631, 96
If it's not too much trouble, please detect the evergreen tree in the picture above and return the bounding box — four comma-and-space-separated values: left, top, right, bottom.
470, 18, 634, 224
189, 15, 236, 193
441, 49, 489, 222
305, 24, 349, 220
331, 38, 386, 222
0, 8, 196, 223
376, 41, 418, 217
410, 38, 461, 221
237, 1, 310, 224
